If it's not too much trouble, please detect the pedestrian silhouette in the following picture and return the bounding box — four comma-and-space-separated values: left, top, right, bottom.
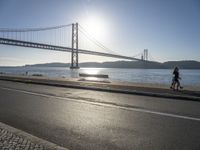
170, 67, 183, 91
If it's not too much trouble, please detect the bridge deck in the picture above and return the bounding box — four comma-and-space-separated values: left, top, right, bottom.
0, 37, 141, 61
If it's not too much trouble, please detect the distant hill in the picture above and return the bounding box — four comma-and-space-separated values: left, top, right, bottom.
163, 61, 200, 69
80, 61, 165, 69
25, 62, 69, 67
24, 60, 200, 69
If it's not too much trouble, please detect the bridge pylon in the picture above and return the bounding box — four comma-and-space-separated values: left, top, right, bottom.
70, 23, 79, 69
143, 49, 148, 61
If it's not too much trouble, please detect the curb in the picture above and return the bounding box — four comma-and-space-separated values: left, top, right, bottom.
0, 76, 200, 101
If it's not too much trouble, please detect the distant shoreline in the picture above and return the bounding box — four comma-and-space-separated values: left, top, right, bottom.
1, 66, 200, 70
1, 60, 200, 69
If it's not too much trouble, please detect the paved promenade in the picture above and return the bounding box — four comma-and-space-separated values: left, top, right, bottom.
0, 122, 67, 150
0, 127, 46, 150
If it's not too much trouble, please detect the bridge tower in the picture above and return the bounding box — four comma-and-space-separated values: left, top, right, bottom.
143, 49, 148, 61
70, 23, 79, 69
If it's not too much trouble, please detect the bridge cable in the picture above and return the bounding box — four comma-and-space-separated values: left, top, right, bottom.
0, 24, 72, 32
79, 24, 142, 61
79, 24, 119, 55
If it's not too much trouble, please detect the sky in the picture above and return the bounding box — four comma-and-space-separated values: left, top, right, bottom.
0, 0, 200, 66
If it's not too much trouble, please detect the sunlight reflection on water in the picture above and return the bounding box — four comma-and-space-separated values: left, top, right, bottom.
82, 68, 101, 75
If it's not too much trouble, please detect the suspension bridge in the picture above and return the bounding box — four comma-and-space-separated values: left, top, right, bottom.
0, 22, 153, 69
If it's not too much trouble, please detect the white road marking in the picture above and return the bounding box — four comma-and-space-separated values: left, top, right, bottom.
1, 86, 200, 122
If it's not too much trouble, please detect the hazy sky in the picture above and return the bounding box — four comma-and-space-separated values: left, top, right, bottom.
0, 0, 200, 66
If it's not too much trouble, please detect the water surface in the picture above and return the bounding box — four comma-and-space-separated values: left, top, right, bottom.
0, 67, 200, 86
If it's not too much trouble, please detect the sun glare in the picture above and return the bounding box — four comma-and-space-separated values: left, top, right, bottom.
81, 15, 108, 41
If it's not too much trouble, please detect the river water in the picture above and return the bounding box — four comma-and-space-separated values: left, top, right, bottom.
0, 67, 200, 86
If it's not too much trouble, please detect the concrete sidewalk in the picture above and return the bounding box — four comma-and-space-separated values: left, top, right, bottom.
0, 74, 200, 101
0, 122, 68, 150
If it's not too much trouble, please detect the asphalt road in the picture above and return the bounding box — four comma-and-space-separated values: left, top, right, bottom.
0, 80, 200, 150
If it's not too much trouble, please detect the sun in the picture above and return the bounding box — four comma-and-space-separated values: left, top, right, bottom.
81, 15, 108, 41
